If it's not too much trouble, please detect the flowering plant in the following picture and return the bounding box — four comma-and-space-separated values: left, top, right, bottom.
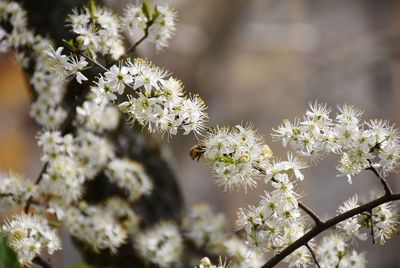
0, 0, 399, 267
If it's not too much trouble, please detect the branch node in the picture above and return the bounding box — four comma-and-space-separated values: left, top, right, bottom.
366, 161, 392, 196
298, 202, 324, 227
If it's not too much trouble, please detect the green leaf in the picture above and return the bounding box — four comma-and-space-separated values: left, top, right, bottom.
141, 0, 151, 20
0, 235, 21, 268
88, 0, 96, 20
152, 6, 160, 21
48, 220, 60, 228
62, 39, 76, 52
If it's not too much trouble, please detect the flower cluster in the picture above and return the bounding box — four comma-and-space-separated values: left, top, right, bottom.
283, 246, 312, 268
183, 204, 228, 249
264, 153, 308, 183
75, 93, 120, 133
67, 4, 125, 60
105, 158, 153, 202
336, 194, 368, 242
0, 172, 36, 209
316, 233, 366, 268
0, 1, 31, 58
370, 202, 398, 244
236, 173, 307, 259
103, 197, 141, 236
47, 48, 208, 137
123, 2, 176, 50
0, 1, 70, 129
336, 194, 398, 245
223, 237, 265, 268
201, 124, 272, 191
65, 202, 128, 253
272, 102, 400, 183
47, 46, 89, 83
37, 130, 114, 214
135, 222, 183, 268
195, 257, 229, 268
29, 43, 68, 129
112, 58, 208, 136
2, 214, 61, 265
184, 204, 265, 268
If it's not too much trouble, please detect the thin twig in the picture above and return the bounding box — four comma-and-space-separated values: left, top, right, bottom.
261, 193, 400, 268
123, 19, 155, 59
367, 160, 392, 196
0, 193, 14, 197
79, 53, 108, 72
369, 137, 389, 153
126, 32, 148, 54
24, 163, 47, 213
305, 243, 321, 268
369, 209, 376, 244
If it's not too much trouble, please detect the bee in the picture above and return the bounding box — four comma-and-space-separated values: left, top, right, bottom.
190, 144, 206, 161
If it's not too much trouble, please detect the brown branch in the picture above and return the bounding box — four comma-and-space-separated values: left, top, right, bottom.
261, 193, 400, 268
305, 243, 321, 268
366, 160, 392, 196
32, 256, 52, 268
298, 202, 324, 227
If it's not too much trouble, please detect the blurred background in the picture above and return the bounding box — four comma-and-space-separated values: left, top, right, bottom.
1, 0, 400, 267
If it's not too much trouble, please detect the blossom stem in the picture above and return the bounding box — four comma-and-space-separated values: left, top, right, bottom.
124, 19, 155, 57
261, 193, 400, 268
78, 53, 108, 73
368, 209, 376, 244
305, 243, 321, 268
366, 160, 392, 196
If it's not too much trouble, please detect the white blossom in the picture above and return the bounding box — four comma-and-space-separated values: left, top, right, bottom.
66, 5, 125, 60
65, 203, 127, 253
135, 222, 183, 268
105, 158, 153, 201
202, 124, 271, 191
336, 195, 368, 241
195, 257, 229, 268
118, 58, 208, 136
2, 214, 61, 266
273, 101, 400, 181
0, 172, 36, 209
104, 64, 133, 94
371, 202, 398, 244
316, 233, 366, 268
183, 204, 228, 249
148, 6, 177, 50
